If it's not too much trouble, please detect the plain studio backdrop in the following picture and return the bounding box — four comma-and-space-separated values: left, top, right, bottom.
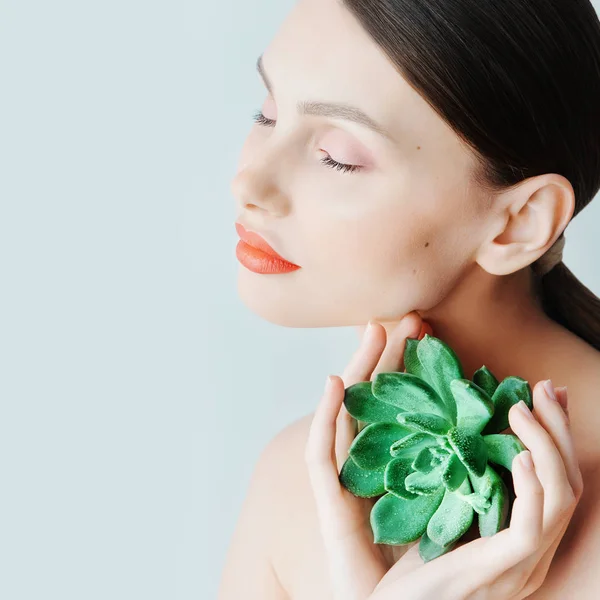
1, 0, 599, 598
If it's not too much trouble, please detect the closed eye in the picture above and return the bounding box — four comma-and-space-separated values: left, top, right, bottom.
251, 110, 363, 174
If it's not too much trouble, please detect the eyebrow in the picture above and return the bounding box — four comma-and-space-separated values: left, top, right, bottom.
256, 54, 394, 142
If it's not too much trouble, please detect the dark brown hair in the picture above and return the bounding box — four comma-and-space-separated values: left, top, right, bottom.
343, 0, 600, 349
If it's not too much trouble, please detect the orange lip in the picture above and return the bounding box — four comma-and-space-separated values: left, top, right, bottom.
235, 222, 299, 266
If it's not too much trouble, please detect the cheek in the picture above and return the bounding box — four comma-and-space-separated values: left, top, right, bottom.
302, 202, 435, 279
296, 193, 473, 317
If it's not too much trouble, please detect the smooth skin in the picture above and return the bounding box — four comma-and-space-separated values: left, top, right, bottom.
305, 312, 583, 600
224, 0, 600, 596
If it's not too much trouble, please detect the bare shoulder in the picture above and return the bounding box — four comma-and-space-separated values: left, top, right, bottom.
528, 345, 600, 598
217, 412, 315, 600
260, 411, 336, 598
271, 411, 316, 452
262, 410, 317, 505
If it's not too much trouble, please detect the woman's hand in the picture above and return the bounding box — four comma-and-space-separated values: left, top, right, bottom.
368, 380, 583, 600
304, 312, 430, 600
304, 316, 583, 600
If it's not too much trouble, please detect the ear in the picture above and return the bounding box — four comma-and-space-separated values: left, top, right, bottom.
475, 174, 574, 276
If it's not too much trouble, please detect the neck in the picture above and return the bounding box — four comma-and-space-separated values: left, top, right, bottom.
355, 264, 587, 389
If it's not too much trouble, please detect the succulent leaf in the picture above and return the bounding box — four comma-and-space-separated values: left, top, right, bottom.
450, 379, 494, 433
483, 434, 526, 472
418, 529, 455, 562
447, 427, 488, 477
397, 412, 453, 436
426, 478, 474, 547
371, 488, 445, 544
384, 457, 419, 500
337, 334, 529, 551
339, 456, 386, 498
349, 422, 413, 470
405, 464, 444, 495
389, 432, 438, 458
482, 376, 533, 434
416, 335, 463, 424
441, 452, 468, 491
469, 465, 510, 537
457, 491, 492, 514
472, 365, 500, 398
372, 372, 450, 420
404, 337, 428, 381
412, 446, 439, 474
343, 381, 404, 424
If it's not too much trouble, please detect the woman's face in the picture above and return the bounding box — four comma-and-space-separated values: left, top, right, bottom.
231, 0, 493, 328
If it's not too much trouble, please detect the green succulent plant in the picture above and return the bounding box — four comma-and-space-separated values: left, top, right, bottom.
339, 333, 532, 563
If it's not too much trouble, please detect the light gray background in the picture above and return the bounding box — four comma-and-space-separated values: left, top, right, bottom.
1, 1, 599, 598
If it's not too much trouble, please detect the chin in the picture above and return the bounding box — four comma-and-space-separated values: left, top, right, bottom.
236, 268, 346, 328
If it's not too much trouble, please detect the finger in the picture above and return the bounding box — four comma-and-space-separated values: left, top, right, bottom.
370, 312, 424, 379
507, 382, 576, 520
335, 322, 385, 469
305, 375, 347, 505
334, 315, 427, 484
334, 398, 358, 472
505, 451, 545, 555
498, 383, 582, 594
439, 450, 545, 598
305, 375, 368, 542
503, 516, 569, 599
555, 385, 569, 415
451, 385, 578, 597
341, 321, 387, 386
530, 382, 583, 500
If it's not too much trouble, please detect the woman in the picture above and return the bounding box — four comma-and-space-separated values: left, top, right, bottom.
219, 0, 600, 597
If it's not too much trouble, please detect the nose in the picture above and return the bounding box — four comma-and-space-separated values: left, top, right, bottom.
230, 171, 281, 214
230, 144, 291, 216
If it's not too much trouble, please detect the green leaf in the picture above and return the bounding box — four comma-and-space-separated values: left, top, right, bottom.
469, 465, 510, 537
457, 492, 491, 514
384, 457, 419, 500
339, 456, 386, 498
412, 446, 438, 474
390, 432, 438, 459
472, 365, 500, 398
426, 478, 474, 547
416, 335, 463, 424
349, 422, 413, 470
372, 372, 450, 420
447, 427, 488, 477
404, 337, 427, 381
343, 381, 404, 424
482, 376, 533, 434
483, 434, 526, 472
441, 452, 468, 491
450, 379, 494, 433
397, 412, 453, 436
418, 530, 455, 563
405, 464, 444, 495
371, 488, 444, 544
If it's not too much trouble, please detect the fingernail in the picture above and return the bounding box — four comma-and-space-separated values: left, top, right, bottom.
517, 400, 535, 420
543, 379, 557, 402
325, 375, 335, 391
520, 450, 534, 471
555, 386, 569, 410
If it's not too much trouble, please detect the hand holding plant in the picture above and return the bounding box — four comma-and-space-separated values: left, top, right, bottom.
305, 314, 583, 600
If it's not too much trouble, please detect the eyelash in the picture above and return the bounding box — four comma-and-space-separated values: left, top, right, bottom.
251, 110, 362, 174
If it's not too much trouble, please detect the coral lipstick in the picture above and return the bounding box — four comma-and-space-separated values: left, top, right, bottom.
235, 222, 301, 274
